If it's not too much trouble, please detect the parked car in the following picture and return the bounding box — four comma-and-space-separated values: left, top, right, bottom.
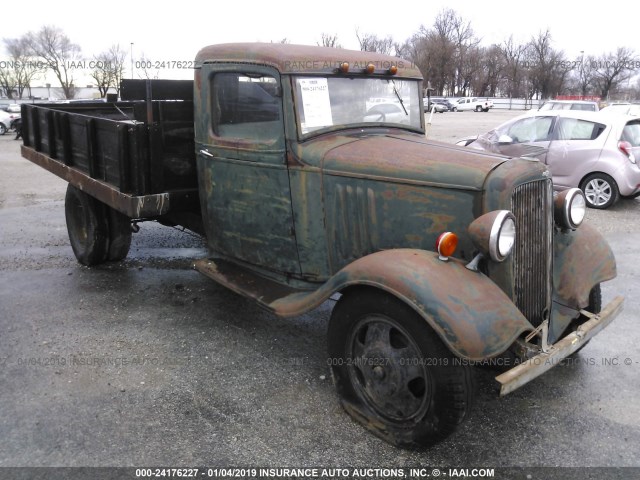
4, 104, 21, 113
0, 110, 19, 135
423, 98, 448, 113
539, 100, 599, 112
458, 110, 640, 209
364, 102, 410, 124
424, 97, 457, 113
600, 103, 640, 116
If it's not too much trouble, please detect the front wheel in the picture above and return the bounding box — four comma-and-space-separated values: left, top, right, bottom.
580, 173, 619, 209
475, 106, 482, 112
0, 123, 7, 135
327, 289, 475, 447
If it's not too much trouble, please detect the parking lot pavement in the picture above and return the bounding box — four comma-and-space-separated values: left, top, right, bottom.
1, 114, 639, 475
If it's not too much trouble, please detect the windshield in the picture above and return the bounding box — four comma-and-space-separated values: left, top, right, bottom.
293, 76, 422, 136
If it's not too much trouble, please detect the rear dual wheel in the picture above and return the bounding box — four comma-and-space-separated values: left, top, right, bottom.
64, 184, 132, 266
328, 289, 475, 447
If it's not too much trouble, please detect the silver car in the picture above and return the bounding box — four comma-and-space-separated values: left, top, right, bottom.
460, 110, 640, 209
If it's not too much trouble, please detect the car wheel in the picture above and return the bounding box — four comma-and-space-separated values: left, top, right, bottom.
65, 184, 110, 266
475, 106, 482, 112
0, 123, 7, 135
580, 173, 619, 209
327, 288, 475, 447
483, 108, 489, 112
452, 107, 457, 112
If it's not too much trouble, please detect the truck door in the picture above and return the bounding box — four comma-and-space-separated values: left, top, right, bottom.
195, 65, 300, 274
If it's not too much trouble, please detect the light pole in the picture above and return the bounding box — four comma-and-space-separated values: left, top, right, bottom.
131, 43, 134, 79
580, 50, 585, 98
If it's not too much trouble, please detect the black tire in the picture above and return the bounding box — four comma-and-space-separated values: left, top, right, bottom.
0, 122, 7, 135
482, 108, 489, 112
328, 289, 475, 447
580, 173, 619, 209
107, 208, 132, 261
475, 106, 482, 112
451, 107, 457, 112
64, 184, 109, 266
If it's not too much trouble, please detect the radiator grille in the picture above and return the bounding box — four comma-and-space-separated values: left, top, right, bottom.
511, 179, 553, 326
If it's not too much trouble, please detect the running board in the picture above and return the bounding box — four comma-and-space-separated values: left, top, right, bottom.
193, 258, 328, 317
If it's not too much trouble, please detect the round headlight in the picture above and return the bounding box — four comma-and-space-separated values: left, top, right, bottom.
468, 210, 517, 263
490, 211, 516, 262
497, 216, 516, 258
554, 188, 586, 230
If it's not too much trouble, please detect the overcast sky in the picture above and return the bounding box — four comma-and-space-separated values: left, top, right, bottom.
3, 0, 635, 83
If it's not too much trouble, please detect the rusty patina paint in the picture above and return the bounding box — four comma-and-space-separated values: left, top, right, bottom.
196, 248, 533, 360
273, 249, 533, 360
195, 43, 422, 78
542, 223, 617, 343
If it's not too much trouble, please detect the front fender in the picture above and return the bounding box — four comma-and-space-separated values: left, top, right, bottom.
548, 223, 617, 343
272, 249, 533, 360
553, 223, 617, 308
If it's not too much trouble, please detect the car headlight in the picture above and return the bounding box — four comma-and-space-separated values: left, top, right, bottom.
554, 188, 586, 230
468, 210, 517, 263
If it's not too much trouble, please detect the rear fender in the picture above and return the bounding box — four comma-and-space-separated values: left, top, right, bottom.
272, 249, 533, 360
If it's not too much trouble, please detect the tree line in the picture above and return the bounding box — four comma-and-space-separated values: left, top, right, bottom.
321, 9, 638, 101
2, 10, 639, 101
0, 26, 126, 100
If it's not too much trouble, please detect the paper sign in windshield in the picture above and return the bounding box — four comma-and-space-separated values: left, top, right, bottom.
298, 78, 333, 132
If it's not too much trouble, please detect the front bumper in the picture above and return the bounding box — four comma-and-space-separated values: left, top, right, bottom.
496, 295, 624, 396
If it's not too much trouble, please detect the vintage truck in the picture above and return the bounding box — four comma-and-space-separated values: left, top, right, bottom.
20, 43, 623, 448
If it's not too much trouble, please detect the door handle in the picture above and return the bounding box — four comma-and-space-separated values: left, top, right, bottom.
199, 149, 214, 158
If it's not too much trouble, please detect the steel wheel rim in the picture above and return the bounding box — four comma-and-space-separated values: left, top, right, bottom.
347, 315, 430, 421
584, 179, 612, 206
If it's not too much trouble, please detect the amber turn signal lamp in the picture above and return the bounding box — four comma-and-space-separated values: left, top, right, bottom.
436, 232, 458, 261
339, 62, 350, 73
365, 63, 375, 74
388, 65, 398, 75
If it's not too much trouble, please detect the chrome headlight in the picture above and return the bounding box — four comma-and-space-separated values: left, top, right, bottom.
554, 188, 586, 230
468, 210, 517, 262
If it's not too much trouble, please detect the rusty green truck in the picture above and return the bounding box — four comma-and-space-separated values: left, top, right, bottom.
20, 43, 623, 447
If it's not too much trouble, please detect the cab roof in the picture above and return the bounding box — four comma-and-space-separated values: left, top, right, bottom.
195, 43, 422, 79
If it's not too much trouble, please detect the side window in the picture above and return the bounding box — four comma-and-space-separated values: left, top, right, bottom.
211, 73, 281, 143
506, 116, 554, 143
555, 118, 605, 141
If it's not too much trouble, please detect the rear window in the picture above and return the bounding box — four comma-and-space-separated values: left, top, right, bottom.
622, 121, 640, 147
555, 118, 606, 140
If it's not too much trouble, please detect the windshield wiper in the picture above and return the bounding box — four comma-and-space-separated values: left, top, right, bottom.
390, 79, 408, 115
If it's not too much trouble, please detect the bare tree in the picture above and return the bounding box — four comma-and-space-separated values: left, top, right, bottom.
1, 37, 44, 99
91, 45, 127, 98
591, 47, 638, 99
317, 33, 341, 48
470, 45, 504, 97
26, 25, 81, 99
355, 29, 394, 55
500, 36, 527, 98
525, 30, 568, 99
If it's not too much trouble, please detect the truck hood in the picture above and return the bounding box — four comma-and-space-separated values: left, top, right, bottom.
298, 132, 508, 191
